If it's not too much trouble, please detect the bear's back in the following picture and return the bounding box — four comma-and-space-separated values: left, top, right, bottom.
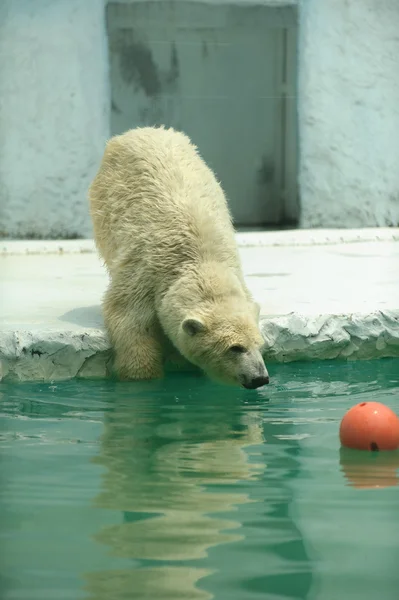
89, 126, 239, 277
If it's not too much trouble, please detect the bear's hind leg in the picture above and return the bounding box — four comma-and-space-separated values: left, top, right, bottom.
103, 281, 164, 381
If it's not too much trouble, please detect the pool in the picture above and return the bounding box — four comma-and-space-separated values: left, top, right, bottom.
1, 359, 399, 600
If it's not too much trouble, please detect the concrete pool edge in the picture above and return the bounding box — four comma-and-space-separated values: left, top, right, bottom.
2, 227, 399, 255
1, 228, 398, 382
1, 310, 398, 383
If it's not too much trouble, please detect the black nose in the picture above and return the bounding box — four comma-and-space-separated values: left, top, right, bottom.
243, 375, 270, 390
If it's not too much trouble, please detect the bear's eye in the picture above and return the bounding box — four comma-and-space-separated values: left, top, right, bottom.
229, 344, 247, 354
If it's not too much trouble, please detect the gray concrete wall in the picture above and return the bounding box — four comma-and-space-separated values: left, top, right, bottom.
0, 0, 110, 239
298, 0, 399, 228
107, 1, 298, 227
1, 0, 398, 237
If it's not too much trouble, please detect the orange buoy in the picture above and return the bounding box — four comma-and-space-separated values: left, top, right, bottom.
339, 402, 399, 451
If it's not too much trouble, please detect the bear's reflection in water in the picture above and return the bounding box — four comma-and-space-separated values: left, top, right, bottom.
84, 378, 267, 599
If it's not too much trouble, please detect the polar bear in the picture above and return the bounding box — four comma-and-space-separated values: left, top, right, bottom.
89, 126, 269, 389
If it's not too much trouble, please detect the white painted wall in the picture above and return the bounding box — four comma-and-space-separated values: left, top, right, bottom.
299, 0, 399, 228
0, 0, 398, 237
0, 0, 109, 239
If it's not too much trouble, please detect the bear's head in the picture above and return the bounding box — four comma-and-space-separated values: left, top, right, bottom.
177, 300, 269, 389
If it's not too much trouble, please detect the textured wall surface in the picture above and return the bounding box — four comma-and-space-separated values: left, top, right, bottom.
1, 0, 398, 236
298, 0, 399, 228
0, 0, 110, 239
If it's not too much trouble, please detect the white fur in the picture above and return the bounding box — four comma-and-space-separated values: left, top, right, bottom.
89, 126, 268, 387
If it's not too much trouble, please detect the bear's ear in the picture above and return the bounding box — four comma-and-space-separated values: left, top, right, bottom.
182, 317, 206, 336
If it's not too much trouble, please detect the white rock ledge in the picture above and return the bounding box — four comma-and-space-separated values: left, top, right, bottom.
1, 311, 398, 383
1, 230, 398, 382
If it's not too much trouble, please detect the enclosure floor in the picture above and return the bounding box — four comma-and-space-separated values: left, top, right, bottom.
1, 228, 399, 381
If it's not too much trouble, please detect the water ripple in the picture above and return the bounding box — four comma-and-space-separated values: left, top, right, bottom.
1, 359, 399, 599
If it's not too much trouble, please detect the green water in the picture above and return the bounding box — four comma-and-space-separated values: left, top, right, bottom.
1, 359, 399, 600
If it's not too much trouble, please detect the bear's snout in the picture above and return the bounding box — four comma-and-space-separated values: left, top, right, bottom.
239, 353, 269, 390
242, 374, 270, 390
